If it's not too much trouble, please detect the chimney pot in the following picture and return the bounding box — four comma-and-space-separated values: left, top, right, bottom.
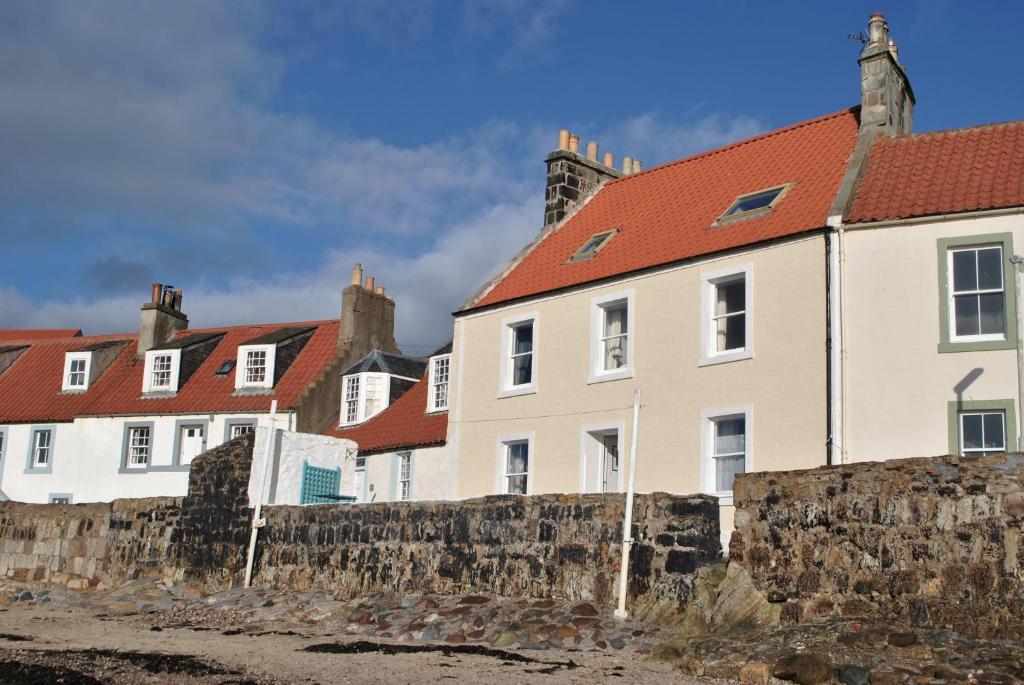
603, 152, 614, 168
150, 282, 162, 304
557, 129, 570, 150
364, 275, 375, 291
351, 263, 363, 286
375, 286, 385, 296
622, 156, 634, 175
585, 141, 599, 161
568, 134, 580, 154
867, 12, 887, 44
632, 159, 642, 174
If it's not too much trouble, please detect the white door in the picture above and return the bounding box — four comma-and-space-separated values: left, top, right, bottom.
178, 425, 206, 464
600, 432, 620, 493
353, 467, 365, 502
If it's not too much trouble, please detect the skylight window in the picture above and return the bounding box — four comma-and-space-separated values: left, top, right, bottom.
716, 184, 792, 225
570, 230, 617, 262
215, 359, 236, 376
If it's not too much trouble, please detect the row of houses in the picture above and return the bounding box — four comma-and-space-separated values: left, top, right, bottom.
2, 15, 1022, 541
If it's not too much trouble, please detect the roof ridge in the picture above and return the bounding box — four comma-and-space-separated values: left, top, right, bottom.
889, 119, 1024, 141
605, 106, 860, 186
184, 319, 337, 334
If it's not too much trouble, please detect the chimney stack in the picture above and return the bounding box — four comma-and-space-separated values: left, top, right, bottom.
137, 282, 188, 356
338, 264, 399, 359
858, 13, 914, 137
544, 129, 626, 227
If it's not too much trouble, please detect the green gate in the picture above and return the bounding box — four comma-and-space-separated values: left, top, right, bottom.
299, 461, 341, 504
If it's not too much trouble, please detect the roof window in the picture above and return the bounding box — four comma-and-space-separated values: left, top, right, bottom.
715, 184, 792, 225
570, 230, 618, 263
215, 359, 236, 376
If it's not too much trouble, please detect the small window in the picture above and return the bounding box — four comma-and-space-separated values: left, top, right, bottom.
67, 358, 87, 388
949, 245, 1006, 341
959, 411, 1006, 457
428, 355, 450, 412
571, 230, 616, 262
504, 441, 529, 495
49, 495, 71, 504
716, 184, 789, 224
127, 426, 151, 467
509, 322, 533, 387
215, 359, 236, 376
398, 452, 412, 501
343, 375, 361, 424
230, 423, 254, 439
151, 354, 173, 390
245, 349, 267, 384
600, 301, 628, 371
700, 267, 752, 365
32, 429, 52, 468
711, 416, 746, 493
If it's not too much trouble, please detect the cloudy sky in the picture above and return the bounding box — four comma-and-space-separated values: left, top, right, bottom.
1, 1, 1021, 353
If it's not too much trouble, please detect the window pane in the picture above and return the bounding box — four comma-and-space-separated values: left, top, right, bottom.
716, 280, 744, 315
507, 475, 527, 495
954, 295, 980, 336
718, 315, 746, 351
507, 442, 528, 474
961, 414, 983, 449
977, 247, 1003, 290
715, 418, 745, 455
952, 250, 977, 292
604, 305, 627, 337
726, 188, 781, 215
983, 413, 1005, 449
715, 455, 745, 492
513, 353, 532, 385
514, 324, 533, 354
979, 293, 1005, 335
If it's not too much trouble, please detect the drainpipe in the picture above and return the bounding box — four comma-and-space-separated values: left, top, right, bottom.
827, 216, 846, 465
1010, 255, 1024, 450
614, 389, 641, 620
244, 400, 278, 588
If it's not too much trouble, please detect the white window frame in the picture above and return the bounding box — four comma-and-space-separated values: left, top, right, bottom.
142, 349, 181, 394
127, 425, 152, 468
495, 432, 534, 495
62, 352, 92, 391
947, 245, 1007, 343
235, 344, 276, 390
498, 313, 538, 398
230, 423, 255, 439
959, 410, 1007, 457
589, 291, 634, 384
427, 354, 451, 412
699, 405, 752, 506
699, 265, 753, 366
397, 451, 412, 501
340, 372, 392, 426
29, 428, 54, 471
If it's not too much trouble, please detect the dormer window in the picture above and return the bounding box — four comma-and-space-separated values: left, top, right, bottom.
143, 350, 180, 394
142, 332, 222, 396
714, 184, 792, 226
428, 354, 451, 412
152, 354, 172, 388
235, 344, 276, 390
62, 352, 91, 391
340, 372, 390, 426
245, 349, 267, 383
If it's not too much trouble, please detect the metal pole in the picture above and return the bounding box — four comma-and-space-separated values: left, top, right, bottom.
614, 389, 641, 620
244, 400, 277, 588
1011, 256, 1024, 451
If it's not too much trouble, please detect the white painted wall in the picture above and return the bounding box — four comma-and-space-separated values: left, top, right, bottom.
353, 444, 455, 504
0, 411, 289, 504
250, 428, 356, 505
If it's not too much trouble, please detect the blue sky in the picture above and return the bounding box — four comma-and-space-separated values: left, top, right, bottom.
1, 1, 1022, 352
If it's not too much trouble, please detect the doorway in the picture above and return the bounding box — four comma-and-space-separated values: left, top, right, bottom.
581, 425, 622, 493
178, 424, 206, 465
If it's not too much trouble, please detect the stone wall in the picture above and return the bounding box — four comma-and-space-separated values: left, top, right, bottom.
0, 497, 181, 587
729, 454, 1024, 639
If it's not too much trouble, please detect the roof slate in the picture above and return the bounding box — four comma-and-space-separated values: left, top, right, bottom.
240, 326, 316, 346
467, 108, 861, 310
341, 350, 427, 380
847, 121, 1024, 224
0, 321, 340, 424
325, 376, 447, 454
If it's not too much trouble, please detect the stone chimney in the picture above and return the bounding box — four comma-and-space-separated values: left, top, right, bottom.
544, 129, 627, 227
137, 282, 188, 356
859, 13, 914, 137
337, 264, 399, 359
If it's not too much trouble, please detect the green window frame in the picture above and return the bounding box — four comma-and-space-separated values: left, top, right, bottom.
937, 233, 1017, 353
947, 399, 1017, 456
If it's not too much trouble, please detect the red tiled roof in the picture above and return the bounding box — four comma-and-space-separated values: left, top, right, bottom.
325, 376, 447, 454
0, 329, 82, 341
0, 321, 340, 424
469, 108, 861, 310
848, 121, 1024, 224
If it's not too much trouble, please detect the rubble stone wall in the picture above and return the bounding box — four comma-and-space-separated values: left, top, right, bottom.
0, 497, 181, 587
729, 453, 1024, 639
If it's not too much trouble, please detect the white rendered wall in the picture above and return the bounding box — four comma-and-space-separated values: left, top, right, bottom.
250, 428, 356, 506
350, 444, 455, 504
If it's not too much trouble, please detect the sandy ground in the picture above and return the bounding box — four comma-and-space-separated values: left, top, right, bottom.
0, 603, 717, 684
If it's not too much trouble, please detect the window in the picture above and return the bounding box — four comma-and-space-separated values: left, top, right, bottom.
428, 355, 450, 412
591, 293, 633, 382
715, 184, 790, 225
230, 423, 254, 439
504, 441, 529, 495
938, 234, 1017, 353
959, 411, 1006, 457
215, 359, 236, 376
127, 426, 151, 467
701, 407, 751, 503
363, 375, 383, 418
49, 494, 72, 504
62, 352, 93, 391
245, 349, 267, 384
67, 358, 86, 387
571, 230, 617, 262
398, 452, 411, 501
32, 429, 52, 468
501, 315, 537, 395
151, 354, 173, 390
511, 324, 533, 386
949, 245, 1005, 341
344, 375, 360, 424
700, 266, 752, 365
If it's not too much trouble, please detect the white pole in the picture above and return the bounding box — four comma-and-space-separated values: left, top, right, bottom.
614, 389, 641, 620
244, 400, 277, 588
1011, 256, 1024, 451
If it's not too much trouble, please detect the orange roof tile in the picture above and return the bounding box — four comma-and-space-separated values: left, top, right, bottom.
0, 329, 82, 341
848, 121, 1024, 223
468, 108, 861, 310
0, 321, 340, 424
325, 376, 447, 454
